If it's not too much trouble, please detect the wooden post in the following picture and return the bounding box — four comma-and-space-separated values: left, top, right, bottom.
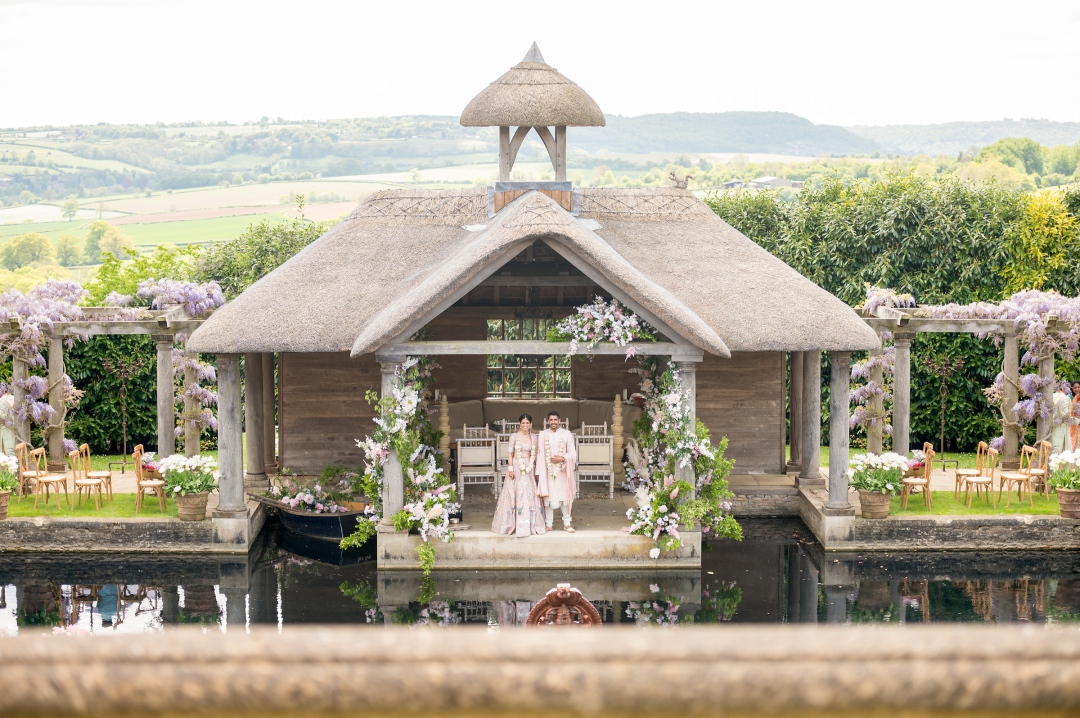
1002, 331, 1020, 470
12, 355, 29, 445
612, 395, 625, 483
183, 351, 199, 457
499, 126, 511, 181
214, 353, 246, 517
438, 394, 451, 467
867, 341, 884, 455
378, 360, 404, 528
1036, 354, 1055, 445
154, 336, 175, 457
47, 338, 65, 470
788, 351, 802, 472
892, 334, 912, 459
555, 126, 567, 181
244, 353, 266, 488
825, 351, 853, 514
798, 351, 822, 486
261, 353, 276, 469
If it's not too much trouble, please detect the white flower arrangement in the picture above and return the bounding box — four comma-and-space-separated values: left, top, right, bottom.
158, 453, 219, 496
550, 296, 655, 359
0, 453, 19, 492
1049, 450, 1080, 490
848, 452, 908, 494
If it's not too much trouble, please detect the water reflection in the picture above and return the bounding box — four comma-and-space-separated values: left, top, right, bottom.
3, 519, 1080, 634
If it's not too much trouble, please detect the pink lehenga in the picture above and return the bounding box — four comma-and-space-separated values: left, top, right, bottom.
491, 432, 547, 536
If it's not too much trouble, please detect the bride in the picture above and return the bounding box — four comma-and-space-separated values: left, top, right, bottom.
491, 414, 547, 536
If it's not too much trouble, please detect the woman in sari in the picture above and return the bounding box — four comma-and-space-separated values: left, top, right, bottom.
491, 414, 547, 536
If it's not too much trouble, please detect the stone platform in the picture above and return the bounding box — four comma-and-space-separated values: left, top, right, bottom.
378, 484, 700, 569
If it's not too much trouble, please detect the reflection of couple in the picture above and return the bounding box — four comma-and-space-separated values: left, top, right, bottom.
491, 411, 577, 536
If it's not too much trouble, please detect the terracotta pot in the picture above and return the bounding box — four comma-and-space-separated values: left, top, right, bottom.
1058, 488, 1080, 519
858, 489, 891, 519
0, 489, 9, 520
175, 491, 209, 521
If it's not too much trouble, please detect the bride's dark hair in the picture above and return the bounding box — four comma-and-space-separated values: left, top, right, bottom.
518, 413, 533, 424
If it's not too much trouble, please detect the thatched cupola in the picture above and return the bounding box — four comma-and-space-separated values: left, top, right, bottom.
461, 43, 604, 186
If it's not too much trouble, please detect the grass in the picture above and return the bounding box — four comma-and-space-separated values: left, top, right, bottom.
0, 213, 286, 247
789, 445, 980, 470
888, 490, 1060, 516
5, 492, 178, 519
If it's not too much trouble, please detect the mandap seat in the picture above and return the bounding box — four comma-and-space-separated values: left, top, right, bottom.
456, 428, 498, 498
576, 423, 614, 499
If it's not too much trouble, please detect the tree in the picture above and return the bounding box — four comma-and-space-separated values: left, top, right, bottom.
83, 244, 196, 304
977, 137, 1046, 175
84, 220, 113, 263
54, 234, 84, 266
61, 198, 79, 222
99, 226, 135, 260
0, 232, 56, 270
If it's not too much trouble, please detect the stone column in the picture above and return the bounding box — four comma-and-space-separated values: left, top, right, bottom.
213, 353, 246, 517
183, 351, 199, 457
261, 353, 276, 469
47, 338, 65, 470
244, 353, 266, 488
825, 351, 853, 514
12, 355, 29, 445
867, 342, 883, 456
892, 334, 912, 458
798, 351, 822, 487
378, 360, 404, 529
788, 352, 803, 471
154, 336, 175, 457
1036, 354, 1055, 445
1002, 331, 1020, 470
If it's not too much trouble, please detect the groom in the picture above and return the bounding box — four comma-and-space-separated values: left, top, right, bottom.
537, 411, 577, 532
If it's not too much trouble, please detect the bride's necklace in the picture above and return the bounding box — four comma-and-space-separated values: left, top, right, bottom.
515, 432, 535, 474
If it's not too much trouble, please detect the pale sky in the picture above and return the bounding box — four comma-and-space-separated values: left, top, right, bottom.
2, 0, 1078, 129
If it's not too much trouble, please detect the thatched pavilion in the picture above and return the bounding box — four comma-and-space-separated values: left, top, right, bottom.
187, 45, 879, 563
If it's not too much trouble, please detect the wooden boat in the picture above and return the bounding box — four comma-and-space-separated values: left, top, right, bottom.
268, 523, 375, 565
248, 494, 371, 542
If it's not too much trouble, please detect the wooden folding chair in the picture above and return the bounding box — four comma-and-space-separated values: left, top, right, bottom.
70, 448, 105, 510
31, 447, 69, 509
15, 442, 47, 501
965, 447, 998, 508
133, 444, 167, 513
954, 441, 986, 499
1029, 440, 1051, 497
999, 445, 1036, 508
900, 446, 935, 510
79, 444, 113, 501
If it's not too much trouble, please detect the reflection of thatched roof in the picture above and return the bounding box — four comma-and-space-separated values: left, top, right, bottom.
188, 187, 879, 356
460, 43, 605, 128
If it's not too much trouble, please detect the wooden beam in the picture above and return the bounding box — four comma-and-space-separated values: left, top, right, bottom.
499, 126, 511, 181
508, 125, 530, 170
864, 317, 1068, 334
534, 126, 558, 170
50, 320, 203, 337
477, 276, 592, 288
385, 340, 704, 361
555, 126, 567, 181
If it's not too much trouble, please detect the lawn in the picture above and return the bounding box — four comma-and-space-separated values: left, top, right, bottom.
0, 213, 285, 247
888, 490, 1060, 516
789, 445, 980, 470
5, 493, 178, 519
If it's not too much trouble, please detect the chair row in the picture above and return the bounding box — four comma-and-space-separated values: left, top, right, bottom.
456, 423, 616, 500
954, 440, 1053, 509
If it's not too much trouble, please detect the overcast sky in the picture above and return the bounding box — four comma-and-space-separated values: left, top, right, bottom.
2, 0, 1078, 129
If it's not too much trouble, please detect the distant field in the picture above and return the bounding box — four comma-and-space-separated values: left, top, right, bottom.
0, 213, 287, 247
93, 180, 408, 214
0, 139, 150, 173
0, 204, 126, 225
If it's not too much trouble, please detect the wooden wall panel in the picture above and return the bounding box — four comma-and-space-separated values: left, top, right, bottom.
573, 354, 640, 401
279, 352, 380, 474
696, 352, 785, 475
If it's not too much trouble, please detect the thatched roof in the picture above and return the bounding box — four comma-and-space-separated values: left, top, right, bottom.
187, 187, 879, 356
460, 43, 605, 128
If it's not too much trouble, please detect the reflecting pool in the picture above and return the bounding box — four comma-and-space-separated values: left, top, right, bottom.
3, 518, 1079, 634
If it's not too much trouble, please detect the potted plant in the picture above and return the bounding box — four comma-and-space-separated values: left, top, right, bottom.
159, 454, 219, 521
849, 452, 908, 518
1049, 450, 1080, 519
0, 453, 19, 520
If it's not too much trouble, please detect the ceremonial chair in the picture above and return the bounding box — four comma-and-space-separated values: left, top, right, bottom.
31, 447, 69, 510
900, 446, 935, 510
998, 445, 1036, 509
69, 448, 105, 511
954, 441, 987, 499
576, 423, 615, 499
15, 442, 48, 501
965, 447, 998, 508
456, 429, 498, 498
1029, 440, 1052, 497
133, 444, 167, 513
79, 444, 113, 501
